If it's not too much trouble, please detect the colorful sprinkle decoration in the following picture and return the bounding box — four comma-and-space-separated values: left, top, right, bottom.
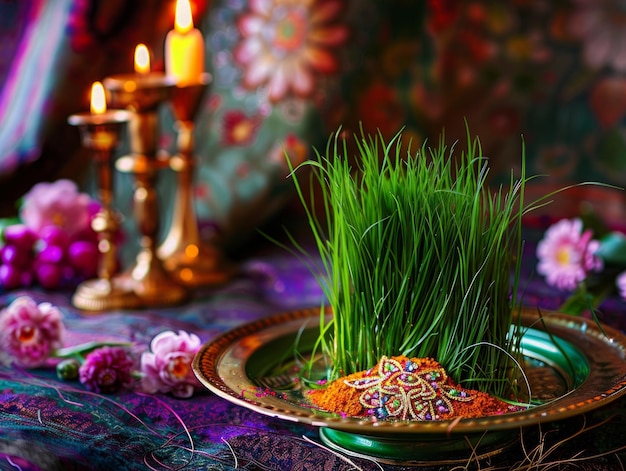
344, 356, 473, 421
307, 355, 525, 421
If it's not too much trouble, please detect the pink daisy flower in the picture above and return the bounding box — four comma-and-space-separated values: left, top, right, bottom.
536, 218, 603, 291
79, 346, 134, 394
140, 330, 202, 399
0, 296, 65, 368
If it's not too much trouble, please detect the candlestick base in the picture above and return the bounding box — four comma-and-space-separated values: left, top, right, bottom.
130, 244, 189, 306
72, 277, 142, 311
159, 238, 236, 287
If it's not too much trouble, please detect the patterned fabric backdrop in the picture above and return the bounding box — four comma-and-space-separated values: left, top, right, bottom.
1, 0, 625, 244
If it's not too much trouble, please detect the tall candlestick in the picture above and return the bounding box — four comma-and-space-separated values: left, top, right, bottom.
165, 0, 205, 85
160, 4, 234, 286
157, 73, 235, 286
68, 82, 141, 311
103, 44, 188, 308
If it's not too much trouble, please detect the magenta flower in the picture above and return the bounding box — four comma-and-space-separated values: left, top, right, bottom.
0, 296, 65, 368
20, 179, 94, 239
617, 271, 626, 300
79, 346, 134, 394
140, 330, 202, 398
536, 218, 603, 291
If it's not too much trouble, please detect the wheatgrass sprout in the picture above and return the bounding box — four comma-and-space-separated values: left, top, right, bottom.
288, 128, 529, 397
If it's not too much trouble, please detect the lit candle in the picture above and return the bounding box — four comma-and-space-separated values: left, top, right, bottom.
68, 82, 131, 150
90, 81, 107, 114
165, 0, 205, 85
134, 44, 151, 74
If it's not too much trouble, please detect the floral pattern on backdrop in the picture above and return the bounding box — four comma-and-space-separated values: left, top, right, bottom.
92, 0, 626, 248
1, 0, 625, 253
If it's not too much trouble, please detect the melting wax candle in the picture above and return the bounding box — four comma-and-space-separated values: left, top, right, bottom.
165, 0, 205, 85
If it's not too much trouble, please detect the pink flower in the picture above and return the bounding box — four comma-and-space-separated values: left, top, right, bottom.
20, 179, 94, 239
536, 218, 603, 291
0, 296, 65, 368
140, 330, 202, 398
234, 0, 349, 102
617, 271, 626, 300
79, 346, 134, 394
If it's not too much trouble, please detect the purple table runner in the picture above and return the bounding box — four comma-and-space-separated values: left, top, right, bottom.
0, 229, 624, 471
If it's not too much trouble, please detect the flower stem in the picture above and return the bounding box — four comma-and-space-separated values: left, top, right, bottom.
54, 341, 133, 359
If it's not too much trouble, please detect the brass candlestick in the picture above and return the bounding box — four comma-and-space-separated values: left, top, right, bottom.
157, 73, 235, 286
68, 108, 143, 311
103, 72, 188, 307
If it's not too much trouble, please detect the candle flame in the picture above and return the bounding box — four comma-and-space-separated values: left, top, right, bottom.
175, 0, 194, 34
90, 82, 106, 114
134, 44, 151, 74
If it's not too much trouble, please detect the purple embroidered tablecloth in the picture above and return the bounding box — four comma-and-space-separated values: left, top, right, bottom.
0, 226, 625, 471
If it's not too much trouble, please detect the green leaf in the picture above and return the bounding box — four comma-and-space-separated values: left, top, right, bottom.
54, 341, 132, 358
0, 217, 21, 241
558, 287, 595, 316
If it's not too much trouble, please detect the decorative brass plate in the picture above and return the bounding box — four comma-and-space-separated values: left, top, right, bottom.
192, 308, 626, 462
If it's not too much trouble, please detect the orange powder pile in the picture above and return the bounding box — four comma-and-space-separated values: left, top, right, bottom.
307, 355, 524, 421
